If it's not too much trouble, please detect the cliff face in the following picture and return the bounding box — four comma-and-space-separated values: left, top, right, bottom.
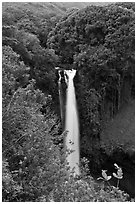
78, 73, 135, 162
101, 99, 135, 153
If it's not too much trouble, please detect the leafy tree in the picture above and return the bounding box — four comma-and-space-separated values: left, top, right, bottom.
3, 25, 59, 96
2, 80, 62, 201
2, 44, 61, 201
2, 160, 23, 201
2, 45, 29, 111
2, 3, 60, 97
48, 3, 134, 78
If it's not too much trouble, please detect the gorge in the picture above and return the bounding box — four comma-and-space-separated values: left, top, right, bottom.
2, 2, 135, 202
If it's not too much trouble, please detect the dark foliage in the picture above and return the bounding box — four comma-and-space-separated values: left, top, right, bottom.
2, 2, 134, 201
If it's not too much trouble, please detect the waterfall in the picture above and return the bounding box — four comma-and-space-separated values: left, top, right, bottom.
64, 69, 80, 175
58, 70, 64, 126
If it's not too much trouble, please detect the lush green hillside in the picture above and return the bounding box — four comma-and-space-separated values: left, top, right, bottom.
2, 2, 65, 19
2, 2, 91, 20
2, 2, 114, 27
2, 2, 135, 202
2, 2, 111, 15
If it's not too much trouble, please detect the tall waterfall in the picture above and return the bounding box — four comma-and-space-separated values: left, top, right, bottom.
65, 69, 80, 175
58, 70, 64, 127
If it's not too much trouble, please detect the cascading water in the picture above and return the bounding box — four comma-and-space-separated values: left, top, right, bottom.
58, 70, 64, 126
64, 69, 80, 175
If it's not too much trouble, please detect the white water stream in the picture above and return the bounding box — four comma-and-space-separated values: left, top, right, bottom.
64, 69, 80, 175
58, 70, 63, 125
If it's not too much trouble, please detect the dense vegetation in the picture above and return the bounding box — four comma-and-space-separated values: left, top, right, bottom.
2, 2, 135, 202
48, 2, 135, 164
